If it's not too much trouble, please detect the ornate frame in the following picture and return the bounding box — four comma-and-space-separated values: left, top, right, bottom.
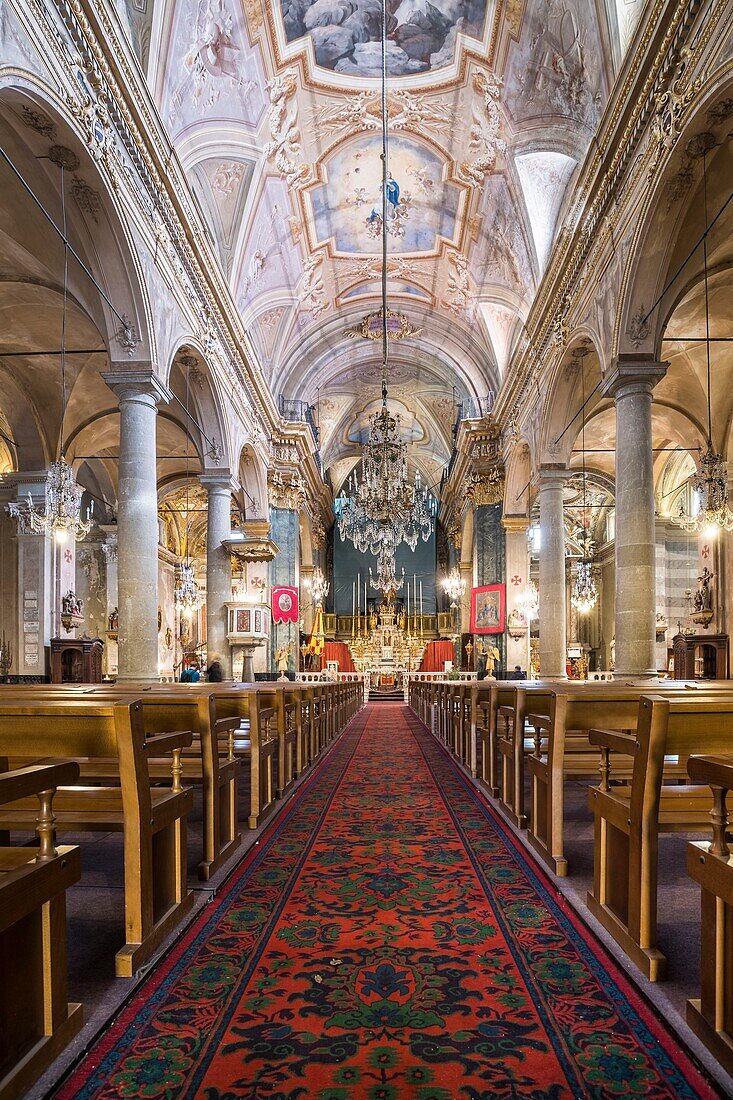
470, 583, 505, 634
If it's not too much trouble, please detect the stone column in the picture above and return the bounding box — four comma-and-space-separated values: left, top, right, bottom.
601, 356, 667, 679
474, 502, 506, 674
201, 472, 233, 679
103, 369, 170, 682
269, 507, 300, 675
503, 515, 531, 673
538, 466, 567, 680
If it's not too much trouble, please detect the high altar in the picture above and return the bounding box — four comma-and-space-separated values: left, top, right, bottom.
350, 600, 424, 684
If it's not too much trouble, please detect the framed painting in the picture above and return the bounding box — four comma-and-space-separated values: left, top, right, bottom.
470, 584, 506, 634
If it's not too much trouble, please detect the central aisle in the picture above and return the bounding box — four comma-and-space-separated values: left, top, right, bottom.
60, 705, 714, 1099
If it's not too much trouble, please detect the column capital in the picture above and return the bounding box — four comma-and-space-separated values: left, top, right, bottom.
601, 355, 668, 400
537, 464, 568, 491
102, 368, 171, 406
502, 514, 530, 533
200, 470, 235, 493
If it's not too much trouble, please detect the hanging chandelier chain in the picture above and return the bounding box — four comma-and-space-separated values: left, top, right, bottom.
702, 150, 713, 445
334, 0, 435, 567
60, 165, 69, 458
380, 0, 388, 393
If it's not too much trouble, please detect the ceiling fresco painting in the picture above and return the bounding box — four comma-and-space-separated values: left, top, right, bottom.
162, 0, 267, 135
308, 134, 460, 254
278, 0, 492, 76
148, 0, 623, 481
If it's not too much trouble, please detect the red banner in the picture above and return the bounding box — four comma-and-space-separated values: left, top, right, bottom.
272, 585, 299, 624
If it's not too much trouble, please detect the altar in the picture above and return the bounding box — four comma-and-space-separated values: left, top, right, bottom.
350, 599, 424, 675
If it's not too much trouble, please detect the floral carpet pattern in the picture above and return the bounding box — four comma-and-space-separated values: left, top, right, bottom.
58, 704, 716, 1099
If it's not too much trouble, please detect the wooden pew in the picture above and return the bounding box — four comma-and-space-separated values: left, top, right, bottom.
469, 682, 495, 787
684, 753, 733, 1076
0, 686, 240, 882
0, 699, 194, 977
587, 694, 733, 980
46, 682, 280, 832
498, 680, 733, 872
0, 762, 83, 1100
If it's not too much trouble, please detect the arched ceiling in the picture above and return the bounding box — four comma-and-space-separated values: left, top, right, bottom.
139, 0, 640, 484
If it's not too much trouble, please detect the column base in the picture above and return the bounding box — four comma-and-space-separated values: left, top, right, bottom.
612, 669, 660, 682
116, 674, 163, 684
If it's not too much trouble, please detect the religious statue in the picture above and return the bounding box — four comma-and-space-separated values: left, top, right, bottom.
692, 566, 715, 627
61, 590, 83, 619
369, 610, 378, 630
275, 641, 292, 681
694, 567, 715, 614
485, 644, 501, 679
108, 606, 119, 632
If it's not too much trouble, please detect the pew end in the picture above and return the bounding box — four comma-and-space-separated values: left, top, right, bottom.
0, 762, 84, 1100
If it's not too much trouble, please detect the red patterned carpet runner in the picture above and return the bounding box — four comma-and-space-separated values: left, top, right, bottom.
59, 704, 716, 1099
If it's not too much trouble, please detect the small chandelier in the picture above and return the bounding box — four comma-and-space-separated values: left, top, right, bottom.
571, 557, 598, 615
175, 562, 203, 615
369, 553, 404, 599
306, 566, 330, 606
442, 566, 466, 608
672, 442, 733, 535
518, 580, 539, 621
8, 456, 92, 543
671, 148, 733, 536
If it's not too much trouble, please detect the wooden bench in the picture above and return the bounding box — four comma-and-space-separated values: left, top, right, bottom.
587, 694, 733, 980
0, 699, 194, 977
0, 761, 83, 1100
496, 680, 733, 871
0, 686, 241, 882
684, 753, 733, 1075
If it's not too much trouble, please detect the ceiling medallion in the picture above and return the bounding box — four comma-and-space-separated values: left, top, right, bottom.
347, 308, 422, 342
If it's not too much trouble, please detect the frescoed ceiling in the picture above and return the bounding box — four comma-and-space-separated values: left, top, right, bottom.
139, 0, 640, 491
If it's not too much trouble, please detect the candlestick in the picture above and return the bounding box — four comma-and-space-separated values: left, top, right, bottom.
420, 580, 423, 639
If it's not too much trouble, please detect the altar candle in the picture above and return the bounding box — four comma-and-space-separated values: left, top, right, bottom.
357, 572, 361, 632
419, 581, 423, 637
352, 581, 355, 637
406, 581, 410, 628
364, 580, 368, 633
413, 573, 417, 633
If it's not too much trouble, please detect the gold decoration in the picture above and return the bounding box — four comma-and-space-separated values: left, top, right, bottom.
268, 469, 308, 511
346, 308, 421, 342
466, 467, 505, 508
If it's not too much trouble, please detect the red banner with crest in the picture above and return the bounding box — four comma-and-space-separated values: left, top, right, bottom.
272, 585, 299, 624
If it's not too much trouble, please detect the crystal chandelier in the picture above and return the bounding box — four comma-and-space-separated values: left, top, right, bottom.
334, 0, 434, 559
670, 153, 733, 534
305, 565, 330, 606
9, 456, 92, 543
175, 562, 202, 616
673, 443, 733, 533
8, 169, 92, 544
442, 566, 466, 607
335, 419, 435, 555
518, 580, 539, 621
369, 552, 404, 599
571, 558, 598, 615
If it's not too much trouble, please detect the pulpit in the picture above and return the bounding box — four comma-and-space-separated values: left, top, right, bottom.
51, 636, 104, 683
